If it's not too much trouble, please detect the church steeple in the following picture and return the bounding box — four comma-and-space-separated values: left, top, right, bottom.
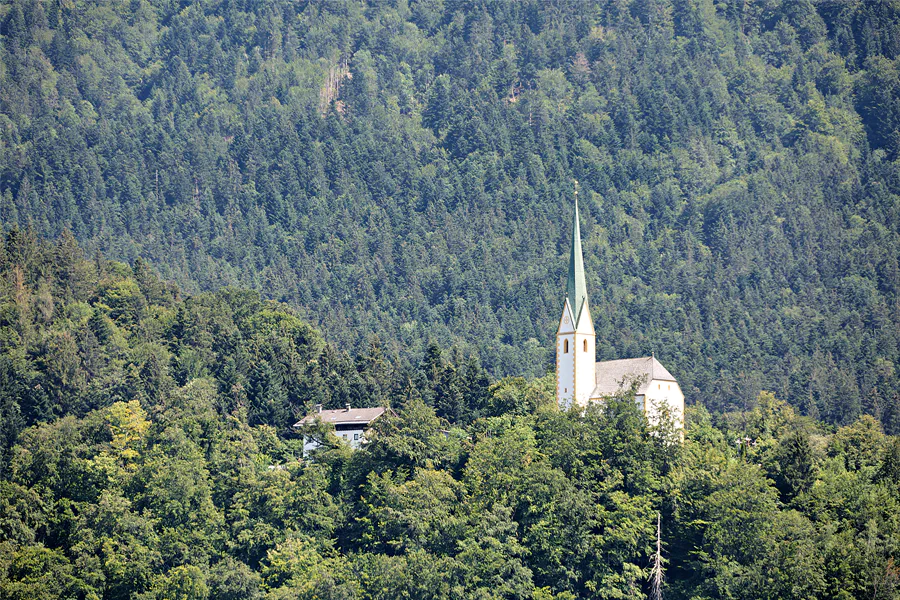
567, 181, 588, 325
556, 180, 596, 410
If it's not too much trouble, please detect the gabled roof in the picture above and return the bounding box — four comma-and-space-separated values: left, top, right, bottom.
557, 298, 576, 334
591, 356, 677, 397
294, 406, 387, 428
566, 189, 589, 327
574, 296, 595, 335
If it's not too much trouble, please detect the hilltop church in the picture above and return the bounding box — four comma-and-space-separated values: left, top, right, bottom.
556, 189, 684, 431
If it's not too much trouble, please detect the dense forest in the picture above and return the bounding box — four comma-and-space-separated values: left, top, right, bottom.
1, 0, 900, 595
0, 0, 898, 427
0, 234, 897, 599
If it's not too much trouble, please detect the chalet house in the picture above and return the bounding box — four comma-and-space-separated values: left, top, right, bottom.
294, 404, 389, 454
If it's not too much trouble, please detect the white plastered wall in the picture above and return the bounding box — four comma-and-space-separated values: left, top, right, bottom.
557, 334, 575, 408
557, 299, 597, 409
642, 379, 685, 432
572, 303, 595, 408
556, 301, 576, 409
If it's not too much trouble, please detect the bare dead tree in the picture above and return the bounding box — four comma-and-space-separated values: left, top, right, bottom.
650, 511, 664, 600
319, 57, 350, 116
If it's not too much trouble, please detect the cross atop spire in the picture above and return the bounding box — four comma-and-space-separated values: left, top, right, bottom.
567, 180, 589, 325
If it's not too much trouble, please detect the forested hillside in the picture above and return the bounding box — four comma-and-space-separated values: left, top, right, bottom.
0, 230, 500, 469
0, 0, 899, 425
0, 237, 898, 599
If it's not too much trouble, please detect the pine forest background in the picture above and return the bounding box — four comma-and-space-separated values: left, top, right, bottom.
2, 0, 900, 427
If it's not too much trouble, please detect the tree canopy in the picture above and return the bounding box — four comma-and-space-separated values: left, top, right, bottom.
0, 233, 897, 599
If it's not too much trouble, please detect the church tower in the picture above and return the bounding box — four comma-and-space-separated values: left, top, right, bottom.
557, 182, 595, 409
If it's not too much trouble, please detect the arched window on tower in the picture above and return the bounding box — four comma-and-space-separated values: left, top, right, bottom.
564, 339, 569, 353
583, 340, 587, 352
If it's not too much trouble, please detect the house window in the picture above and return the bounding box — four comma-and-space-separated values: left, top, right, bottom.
354, 433, 359, 441
564, 339, 569, 353
583, 340, 587, 352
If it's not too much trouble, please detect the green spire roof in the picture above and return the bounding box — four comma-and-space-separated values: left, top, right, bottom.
566, 184, 589, 324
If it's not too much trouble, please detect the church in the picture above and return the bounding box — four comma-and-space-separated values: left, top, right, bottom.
556, 188, 685, 432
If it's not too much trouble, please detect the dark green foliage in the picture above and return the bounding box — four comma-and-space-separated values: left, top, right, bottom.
247, 361, 289, 428
770, 429, 817, 501
0, 0, 897, 432
878, 437, 900, 487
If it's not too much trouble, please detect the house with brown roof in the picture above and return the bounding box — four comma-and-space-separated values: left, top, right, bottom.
294, 404, 389, 454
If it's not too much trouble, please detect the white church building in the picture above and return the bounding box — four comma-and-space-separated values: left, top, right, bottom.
556, 187, 684, 432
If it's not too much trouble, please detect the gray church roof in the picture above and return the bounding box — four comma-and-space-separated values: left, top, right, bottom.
591, 356, 677, 397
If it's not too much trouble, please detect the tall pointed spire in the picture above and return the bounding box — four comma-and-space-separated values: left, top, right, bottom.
567, 180, 589, 324
557, 180, 596, 410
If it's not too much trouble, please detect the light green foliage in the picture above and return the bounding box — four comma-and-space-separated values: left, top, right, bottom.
830, 415, 887, 471
488, 374, 557, 416
70, 490, 160, 598
747, 391, 799, 441
102, 400, 150, 469
262, 536, 358, 599
357, 468, 466, 554
0, 544, 93, 600
360, 397, 460, 473
97, 277, 145, 324
144, 564, 209, 600
0, 482, 44, 546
